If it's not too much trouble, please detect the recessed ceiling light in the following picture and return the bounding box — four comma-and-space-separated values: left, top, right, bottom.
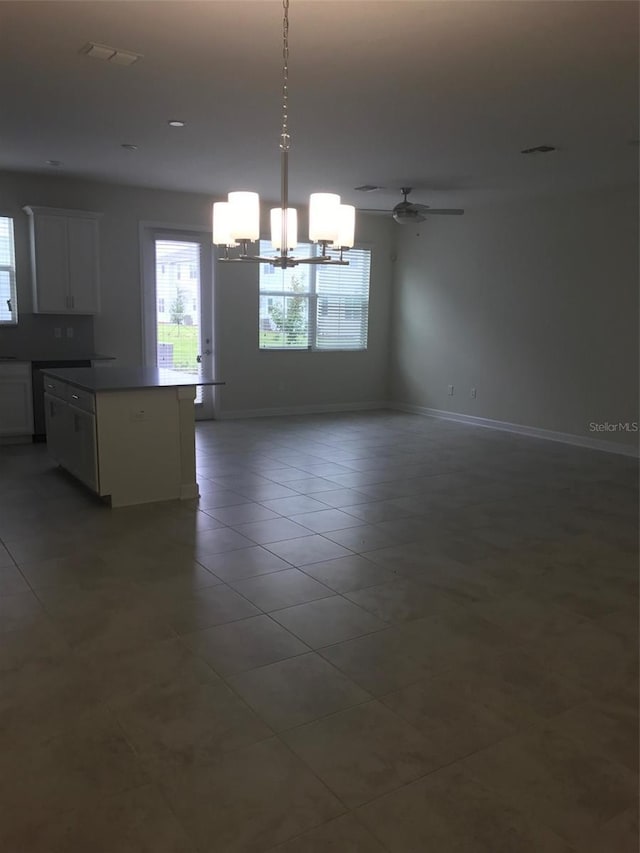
121, 143, 138, 151
521, 145, 556, 154
168, 120, 185, 128
45, 160, 63, 167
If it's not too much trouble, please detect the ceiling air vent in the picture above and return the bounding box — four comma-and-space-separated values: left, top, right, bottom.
520, 145, 556, 154
355, 185, 383, 192
80, 42, 142, 67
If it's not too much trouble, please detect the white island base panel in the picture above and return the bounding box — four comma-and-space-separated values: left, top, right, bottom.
96, 385, 199, 507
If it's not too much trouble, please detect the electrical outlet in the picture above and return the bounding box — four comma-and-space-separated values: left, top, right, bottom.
54, 327, 62, 339
447, 384, 454, 396
470, 387, 477, 399
66, 327, 74, 338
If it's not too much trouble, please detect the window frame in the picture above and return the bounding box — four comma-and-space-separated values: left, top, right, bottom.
0, 215, 18, 325
258, 242, 371, 352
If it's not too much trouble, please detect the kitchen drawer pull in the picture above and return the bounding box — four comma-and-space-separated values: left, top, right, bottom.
46, 383, 54, 389
71, 393, 79, 400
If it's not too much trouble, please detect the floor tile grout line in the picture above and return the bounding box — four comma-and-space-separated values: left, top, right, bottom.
1, 412, 636, 852
350, 730, 586, 852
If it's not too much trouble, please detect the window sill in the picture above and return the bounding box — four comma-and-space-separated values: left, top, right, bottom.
259, 347, 368, 353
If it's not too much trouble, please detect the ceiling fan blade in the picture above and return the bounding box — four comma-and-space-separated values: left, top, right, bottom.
359, 208, 392, 214
422, 208, 465, 215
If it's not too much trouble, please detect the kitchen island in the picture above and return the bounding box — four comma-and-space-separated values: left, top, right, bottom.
41, 366, 224, 507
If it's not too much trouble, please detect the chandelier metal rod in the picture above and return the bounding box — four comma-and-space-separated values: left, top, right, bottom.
280, 0, 290, 265
215, 0, 351, 267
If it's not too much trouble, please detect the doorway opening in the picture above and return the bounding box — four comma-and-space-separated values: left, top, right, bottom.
142, 227, 215, 419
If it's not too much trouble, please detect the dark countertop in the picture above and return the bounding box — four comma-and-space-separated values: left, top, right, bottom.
0, 354, 115, 363
32, 354, 115, 363
41, 366, 225, 393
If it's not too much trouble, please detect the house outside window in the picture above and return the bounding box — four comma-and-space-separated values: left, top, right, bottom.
0, 217, 17, 324
258, 242, 371, 350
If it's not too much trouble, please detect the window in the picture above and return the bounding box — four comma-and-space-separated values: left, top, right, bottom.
258, 242, 371, 350
158, 297, 166, 313
0, 217, 17, 324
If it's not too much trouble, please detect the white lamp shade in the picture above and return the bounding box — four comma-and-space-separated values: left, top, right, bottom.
228, 191, 260, 242
309, 193, 340, 243
270, 207, 298, 252
212, 202, 236, 246
336, 204, 355, 249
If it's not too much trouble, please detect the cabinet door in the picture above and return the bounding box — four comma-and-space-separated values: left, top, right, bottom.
44, 393, 72, 467
0, 370, 34, 436
68, 217, 100, 314
68, 405, 99, 491
32, 215, 70, 313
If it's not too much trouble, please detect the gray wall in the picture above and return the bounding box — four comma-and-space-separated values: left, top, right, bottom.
390, 185, 639, 448
3, 168, 637, 448
0, 170, 394, 416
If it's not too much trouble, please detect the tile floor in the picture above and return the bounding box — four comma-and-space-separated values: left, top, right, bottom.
0, 411, 637, 852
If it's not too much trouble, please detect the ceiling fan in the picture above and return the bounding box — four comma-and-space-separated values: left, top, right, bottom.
361, 187, 464, 224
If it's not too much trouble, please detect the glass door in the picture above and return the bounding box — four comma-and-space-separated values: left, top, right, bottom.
143, 229, 215, 419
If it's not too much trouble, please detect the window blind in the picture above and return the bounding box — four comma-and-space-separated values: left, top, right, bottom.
0, 217, 17, 324
258, 242, 371, 351
315, 248, 370, 350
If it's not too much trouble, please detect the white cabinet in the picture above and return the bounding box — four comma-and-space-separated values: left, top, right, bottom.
0, 362, 34, 438
42, 371, 201, 507
68, 404, 99, 491
23, 206, 101, 315
44, 387, 99, 492
44, 392, 72, 466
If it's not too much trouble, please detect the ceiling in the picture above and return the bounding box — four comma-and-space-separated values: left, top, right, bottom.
1, 0, 638, 211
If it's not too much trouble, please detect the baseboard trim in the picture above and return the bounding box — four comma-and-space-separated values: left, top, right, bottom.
213, 398, 638, 457
390, 402, 639, 458
218, 401, 388, 420
180, 483, 200, 500
0, 434, 33, 445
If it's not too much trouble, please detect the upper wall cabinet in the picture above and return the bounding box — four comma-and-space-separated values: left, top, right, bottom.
23, 206, 102, 315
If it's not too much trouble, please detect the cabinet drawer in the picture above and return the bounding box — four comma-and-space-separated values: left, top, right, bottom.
43, 376, 68, 401
67, 386, 95, 413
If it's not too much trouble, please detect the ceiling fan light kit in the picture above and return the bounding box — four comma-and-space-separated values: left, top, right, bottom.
213, 0, 354, 268
361, 187, 464, 224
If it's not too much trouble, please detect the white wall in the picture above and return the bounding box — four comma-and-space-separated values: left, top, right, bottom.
0, 170, 394, 416
6, 168, 634, 446
390, 185, 639, 449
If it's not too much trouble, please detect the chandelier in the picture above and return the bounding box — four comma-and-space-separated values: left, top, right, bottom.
212, 0, 354, 269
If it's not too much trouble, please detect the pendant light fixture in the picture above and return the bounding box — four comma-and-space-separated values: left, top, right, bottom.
212, 0, 354, 268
